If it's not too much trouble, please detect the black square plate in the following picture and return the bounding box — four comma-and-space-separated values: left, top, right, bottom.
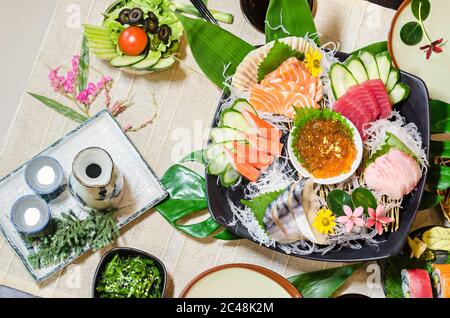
206, 52, 430, 262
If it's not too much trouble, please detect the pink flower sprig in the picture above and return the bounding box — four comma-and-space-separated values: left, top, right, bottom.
366, 205, 394, 235
337, 205, 365, 233
76, 76, 113, 105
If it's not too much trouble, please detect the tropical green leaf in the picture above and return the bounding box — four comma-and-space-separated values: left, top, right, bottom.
28, 92, 89, 123
430, 140, 450, 158
241, 189, 284, 229
326, 190, 354, 216
411, 0, 430, 21
213, 228, 241, 240
265, 0, 319, 45
419, 190, 444, 210
351, 188, 377, 214
350, 41, 388, 56
177, 14, 254, 90
430, 99, 450, 133
78, 36, 90, 93
288, 263, 362, 298
175, 217, 221, 238
180, 149, 205, 164
400, 21, 423, 46
428, 165, 450, 191
365, 132, 417, 167
257, 41, 305, 82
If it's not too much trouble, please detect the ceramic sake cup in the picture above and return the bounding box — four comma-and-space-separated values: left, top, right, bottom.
69, 147, 124, 211
10, 195, 51, 235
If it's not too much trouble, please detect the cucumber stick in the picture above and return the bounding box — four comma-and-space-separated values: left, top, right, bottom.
207, 153, 229, 176
375, 52, 391, 85
219, 164, 240, 187
345, 56, 368, 84
219, 109, 253, 134
386, 68, 400, 92
389, 83, 410, 105
329, 63, 357, 99
231, 99, 258, 116
210, 127, 246, 143
359, 51, 380, 80
203, 142, 234, 161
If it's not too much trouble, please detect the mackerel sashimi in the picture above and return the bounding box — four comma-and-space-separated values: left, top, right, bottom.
249, 57, 322, 118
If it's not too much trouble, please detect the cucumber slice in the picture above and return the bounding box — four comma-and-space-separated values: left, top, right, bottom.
204, 142, 234, 162
389, 83, 411, 105
132, 51, 161, 70
219, 164, 240, 187
210, 127, 246, 143
386, 68, 400, 93
375, 52, 392, 85
359, 51, 380, 80
207, 153, 229, 176
329, 63, 358, 99
93, 52, 119, 60
345, 56, 368, 84
231, 98, 258, 116
219, 109, 253, 134
150, 56, 176, 71
110, 55, 146, 67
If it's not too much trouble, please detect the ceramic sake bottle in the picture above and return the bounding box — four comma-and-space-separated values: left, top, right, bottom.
69, 147, 124, 211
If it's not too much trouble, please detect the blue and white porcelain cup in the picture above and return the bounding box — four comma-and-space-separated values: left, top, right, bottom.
69, 147, 124, 211
24, 156, 64, 199
10, 195, 51, 235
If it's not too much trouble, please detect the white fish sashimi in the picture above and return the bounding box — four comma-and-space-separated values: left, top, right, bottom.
364, 149, 422, 200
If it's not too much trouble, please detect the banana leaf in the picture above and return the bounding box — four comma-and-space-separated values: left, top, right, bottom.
350, 41, 388, 56
288, 263, 362, 298
419, 190, 443, 210
265, 0, 319, 45
430, 140, 450, 158
428, 164, 450, 191
28, 92, 89, 123
430, 99, 450, 134
177, 14, 254, 90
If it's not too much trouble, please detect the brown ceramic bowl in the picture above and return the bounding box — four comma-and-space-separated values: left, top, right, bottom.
180, 263, 301, 298
387, 0, 411, 68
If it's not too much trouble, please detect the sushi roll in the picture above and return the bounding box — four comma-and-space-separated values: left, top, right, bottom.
401, 269, 433, 298
432, 264, 450, 298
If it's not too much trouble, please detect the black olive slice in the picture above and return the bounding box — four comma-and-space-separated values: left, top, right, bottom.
158, 24, 172, 43
147, 12, 158, 23
128, 8, 144, 25
144, 18, 159, 34
118, 8, 131, 24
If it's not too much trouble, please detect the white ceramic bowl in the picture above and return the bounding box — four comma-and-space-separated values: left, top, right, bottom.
287, 116, 363, 185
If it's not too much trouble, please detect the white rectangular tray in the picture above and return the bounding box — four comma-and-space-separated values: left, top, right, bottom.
0, 110, 167, 282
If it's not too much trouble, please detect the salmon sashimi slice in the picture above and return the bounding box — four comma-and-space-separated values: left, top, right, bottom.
224, 148, 260, 182
242, 110, 282, 141
262, 57, 309, 83
262, 77, 323, 102
231, 141, 274, 170
242, 133, 283, 157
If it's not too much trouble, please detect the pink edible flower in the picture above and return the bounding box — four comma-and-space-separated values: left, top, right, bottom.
366, 205, 394, 235
337, 205, 365, 233
87, 82, 97, 95
48, 67, 66, 92
76, 90, 89, 104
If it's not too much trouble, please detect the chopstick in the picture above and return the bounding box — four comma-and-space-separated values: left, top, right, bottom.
189, 0, 219, 25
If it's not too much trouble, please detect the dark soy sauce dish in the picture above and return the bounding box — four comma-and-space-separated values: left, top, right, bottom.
240, 0, 316, 33
92, 247, 167, 298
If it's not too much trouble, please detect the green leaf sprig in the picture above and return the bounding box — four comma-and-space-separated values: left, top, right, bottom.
241, 189, 284, 229
326, 187, 377, 216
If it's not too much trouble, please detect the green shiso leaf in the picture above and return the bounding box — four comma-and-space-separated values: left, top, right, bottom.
351, 188, 377, 215
365, 132, 417, 167
265, 0, 319, 45
326, 190, 354, 216
177, 14, 254, 90
288, 263, 362, 298
430, 99, 450, 134
257, 41, 305, 82
290, 107, 354, 168
350, 41, 388, 56
77, 36, 90, 93
241, 189, 284, 229
428, 164, 450, 191
28, 92, 89, 123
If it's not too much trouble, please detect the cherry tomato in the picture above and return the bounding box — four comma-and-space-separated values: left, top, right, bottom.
118, 26, 148, 56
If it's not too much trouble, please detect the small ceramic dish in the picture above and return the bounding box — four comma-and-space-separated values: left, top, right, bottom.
24, 156, 64, 195
287, 116, 363, 185
180, 263, 301, 298
92, 247, 167, 298
10, 195, 51, 235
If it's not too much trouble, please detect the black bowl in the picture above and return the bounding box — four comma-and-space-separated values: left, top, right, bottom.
92, 247, 167, 298
206, 51, 430, 262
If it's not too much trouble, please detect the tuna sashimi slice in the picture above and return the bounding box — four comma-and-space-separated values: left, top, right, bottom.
362, 79, 392, 119
224, 148, 260, 183
333, 95, 371, 136
345, 85, 379, 120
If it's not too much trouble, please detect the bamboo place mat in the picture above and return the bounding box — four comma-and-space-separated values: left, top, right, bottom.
0, 0, 442, 298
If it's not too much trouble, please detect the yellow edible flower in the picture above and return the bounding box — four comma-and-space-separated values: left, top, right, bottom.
304, 48, 323, 77
313, 208, 336, 235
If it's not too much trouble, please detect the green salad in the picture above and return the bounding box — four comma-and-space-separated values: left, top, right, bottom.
96, 254, 163, 298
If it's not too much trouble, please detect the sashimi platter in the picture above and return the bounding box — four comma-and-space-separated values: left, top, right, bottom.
200, 34, 430, 261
